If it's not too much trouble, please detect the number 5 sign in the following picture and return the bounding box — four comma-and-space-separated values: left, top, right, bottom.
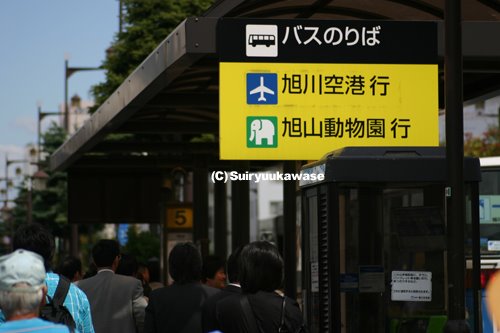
166, 204, 193, 229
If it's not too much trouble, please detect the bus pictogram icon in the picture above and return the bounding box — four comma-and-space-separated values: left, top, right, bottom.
246, 24, 278, 57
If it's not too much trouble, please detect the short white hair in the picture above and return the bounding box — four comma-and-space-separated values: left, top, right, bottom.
0, 282, 44, 319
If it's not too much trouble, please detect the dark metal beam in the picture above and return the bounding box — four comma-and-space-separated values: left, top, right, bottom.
91, 141, 219, 154
116, 121, 218, 134
445, 0, 465, 320
231, 161, 250, 250
283, 161, 298, 299
68, 155, 277, 171
214, 181, 228, 259
146, 93, 218, 109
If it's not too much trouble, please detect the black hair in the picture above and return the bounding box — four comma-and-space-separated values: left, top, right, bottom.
202, 255, 225, 282
116, 253, 138, 277
168, 242, 202, 284
239, 241, 283, 293
147, 257, 161, 282
226, 246, 243, 283
56, 256, 82, 281
92, 239, 120, 268
13, 223, 55, 270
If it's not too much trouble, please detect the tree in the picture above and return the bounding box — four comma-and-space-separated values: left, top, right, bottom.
122, 225, 161, 263
10, 122, 69, 238
91, 0, 214, 112
464, 126, 500, 157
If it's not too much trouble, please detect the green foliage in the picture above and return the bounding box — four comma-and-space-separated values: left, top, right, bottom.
91, 0, 214, 112
464, 126, 500, 157
31, 123, 69, 237
122, 225, 160, 263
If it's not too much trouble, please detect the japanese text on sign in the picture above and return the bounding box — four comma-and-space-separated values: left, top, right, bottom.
282, 25, 381, 46
281, 74, 389, 95
281, 117, 410, 139
391, 271, 432, 302
219, 62, 438, 160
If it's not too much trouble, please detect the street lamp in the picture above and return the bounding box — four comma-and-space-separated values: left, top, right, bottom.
5, 158, 48, 225
64, 59, 102, 132
37, 105, 64, 163
64, 59, 103, 257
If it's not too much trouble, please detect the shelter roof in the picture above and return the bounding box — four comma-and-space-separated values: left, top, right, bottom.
51, 0, 500, 172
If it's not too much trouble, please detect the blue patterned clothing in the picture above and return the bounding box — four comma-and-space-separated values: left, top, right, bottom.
0, 318, 73, 333
0, 273, 93, 333
45, 273, 94, 333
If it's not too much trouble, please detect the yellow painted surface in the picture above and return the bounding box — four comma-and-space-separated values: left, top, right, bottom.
220, 62, 438, 160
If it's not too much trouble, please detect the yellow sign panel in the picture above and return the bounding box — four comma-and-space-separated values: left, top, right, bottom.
166, 205, 193, 229
220, 62, 438, 160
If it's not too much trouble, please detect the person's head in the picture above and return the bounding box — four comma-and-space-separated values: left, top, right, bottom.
116, 253, 138, 277
202, 255, 226, 289
56, 256, 83, 282
13, 223, 55, 271
168, 242, 202, 284
0, 249, 47, 320
137, 263, 150, 283
226, 246, 243, 284
239, 241, 283, 293
147, 258, 161, 282
92, 239, 121, 271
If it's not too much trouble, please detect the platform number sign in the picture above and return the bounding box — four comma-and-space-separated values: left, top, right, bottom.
166, 204, 193, 229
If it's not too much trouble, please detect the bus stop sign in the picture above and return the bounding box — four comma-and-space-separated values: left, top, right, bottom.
218, 18, 438, 160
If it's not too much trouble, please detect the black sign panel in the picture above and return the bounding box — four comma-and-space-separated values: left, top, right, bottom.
217, 18, 437, 64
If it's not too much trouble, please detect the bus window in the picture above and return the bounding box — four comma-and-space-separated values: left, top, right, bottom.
248, 34, 276, 47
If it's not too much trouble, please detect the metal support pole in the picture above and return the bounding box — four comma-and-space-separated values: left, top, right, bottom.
214, 180, 228, 259
445, 0, 465, 320
283, 161, 297, 299
64, 59, 69, 133
4, 156, 13, 250
231, 161, 250, 250
27, 182, 32, 225
64, 60, 101, 258
37, 107, 42, 163
193, 161, 209, 257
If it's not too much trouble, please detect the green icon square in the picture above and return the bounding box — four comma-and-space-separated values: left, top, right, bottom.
247, 116, 278, 148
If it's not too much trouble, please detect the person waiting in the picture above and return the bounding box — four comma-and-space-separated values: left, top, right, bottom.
144, 242, 219, 333
216, 241, 305, 333
202, 246, 243, 333
56, 256, 83, 282
0, 249, 72, 333
202, 255, 227, 290
77, 240, 147, 333
5, 223, 94, 333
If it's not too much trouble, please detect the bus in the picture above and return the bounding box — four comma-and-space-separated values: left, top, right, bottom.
248, 34, 276, 47
468, 156, 500, 332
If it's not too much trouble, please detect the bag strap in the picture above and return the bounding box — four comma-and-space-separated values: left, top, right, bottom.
240, 295, 260, 333
278, 296, 286, 333
52, 275, 70, 307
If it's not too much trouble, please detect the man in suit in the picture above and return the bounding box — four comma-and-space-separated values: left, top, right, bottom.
77, 239, 147, 333
202, 246, 243, 333
144, 242, 219, 333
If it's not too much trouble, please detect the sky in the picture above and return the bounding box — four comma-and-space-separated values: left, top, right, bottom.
0, 0, 118, 177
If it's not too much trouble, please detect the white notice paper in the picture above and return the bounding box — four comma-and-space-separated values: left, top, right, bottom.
391, 271, 432, 302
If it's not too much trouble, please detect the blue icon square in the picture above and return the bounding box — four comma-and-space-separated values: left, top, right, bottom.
247, 73, 278, 105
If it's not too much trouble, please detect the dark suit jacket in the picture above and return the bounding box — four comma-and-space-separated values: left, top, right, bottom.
217, 291, 304, 333
202, 284, 241, 333
77, 270, 146, 333
144, 282, 219, 333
